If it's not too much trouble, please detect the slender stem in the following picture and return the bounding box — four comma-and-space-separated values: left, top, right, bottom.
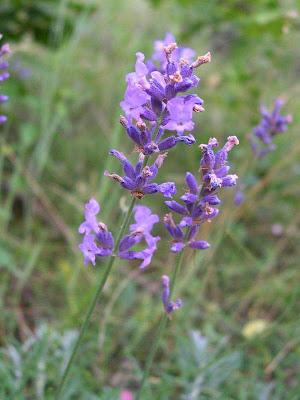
170, 249, 185, 295
55, 197, 137, 399
136, 315, 168, 400
136, 250, 185, 400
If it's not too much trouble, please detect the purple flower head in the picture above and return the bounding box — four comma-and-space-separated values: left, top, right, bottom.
119, 35, 211, 156
0, 34, 10, 125
104, 150, 176, 199
251, 98, 292, 157
161, 275, 182, 314
78, 198, 114, 266
118, 205, 160, 269
164, 137, 239, 252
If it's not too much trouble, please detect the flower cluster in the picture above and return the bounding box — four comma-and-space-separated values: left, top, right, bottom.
0, 34, 10, 125
80, 34, 212, 268
164, 136, 239, 252
78, 198, 114, 265
161, 275, 182, 315
78, 34, 226, 319
251, 98, 292, 157
116, 35, 210, 159
106, 34, 210, 201
104, 151, 175, 199
78, 199, 160, 269
118, 205, 160, 269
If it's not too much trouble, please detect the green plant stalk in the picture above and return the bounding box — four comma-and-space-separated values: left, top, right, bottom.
55, 196, 136, 399
136, 249, 185, 400
136, 184, 205, 398
57, 111, 161, 397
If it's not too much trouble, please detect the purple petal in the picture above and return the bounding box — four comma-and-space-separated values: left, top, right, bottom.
158, 136, 177, 151
221, 174, 238, 187
185, 172, 199, 194
180, 192, 198, 204
158, 182, 176, 198
188, 240, 210, 250
165, 200, 187, 215
119, 234, 141, 252
171, 241, 185, 253
143, 183, 159, 194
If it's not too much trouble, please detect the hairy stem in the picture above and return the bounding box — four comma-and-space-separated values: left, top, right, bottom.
55, 196, 136, 399
136, 249, 185, 399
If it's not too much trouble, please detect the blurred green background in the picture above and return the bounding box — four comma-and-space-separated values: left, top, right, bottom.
1, 0, 300, 399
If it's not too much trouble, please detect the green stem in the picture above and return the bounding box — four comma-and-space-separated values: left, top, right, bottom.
55, 196, 137, 399
136, 250, 185, 400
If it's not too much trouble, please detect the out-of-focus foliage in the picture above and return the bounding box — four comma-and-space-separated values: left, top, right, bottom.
0, 0, 96, 47
151, 0, 299, 39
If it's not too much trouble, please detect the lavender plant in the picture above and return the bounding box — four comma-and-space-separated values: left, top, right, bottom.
136, 136, 239, 398
0, 34, 10, 125
55, 33, 212, 397
250, 98, 292, 158
234, 99, 292, 205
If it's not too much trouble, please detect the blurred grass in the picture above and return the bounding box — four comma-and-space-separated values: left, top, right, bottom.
1, 0, 300, 398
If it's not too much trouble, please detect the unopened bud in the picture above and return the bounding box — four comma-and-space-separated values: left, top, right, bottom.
104, 171, 123, 183
119, 115, 128, 127
136, 119, 146, 131
208, 137, 218, 147
164, 213, 176, 227
192, 52, 211, 68
180, 57, 189, 66
224, 136, 239, 152
164, 42, 177, 60
155, 152, 168, 168
98, 222, 108, 232
142, 166, 153, 178
193, 104, 205, 112
170, 71, 183, 83
139, 152, 145, 163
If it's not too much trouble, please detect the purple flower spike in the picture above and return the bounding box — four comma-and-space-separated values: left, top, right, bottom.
78, 198, 114, 266
119, 206, 160, 269
161, 275, 182, 314
0, 34, 10, 125
118, 34, 211, 157
251, 98, 292, 157
164, 137, 239, 252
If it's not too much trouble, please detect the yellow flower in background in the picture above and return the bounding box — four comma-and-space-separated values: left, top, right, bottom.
242, 319, 268, 339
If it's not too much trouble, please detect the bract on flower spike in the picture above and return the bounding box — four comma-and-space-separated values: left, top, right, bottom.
0, 34, 10, 125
